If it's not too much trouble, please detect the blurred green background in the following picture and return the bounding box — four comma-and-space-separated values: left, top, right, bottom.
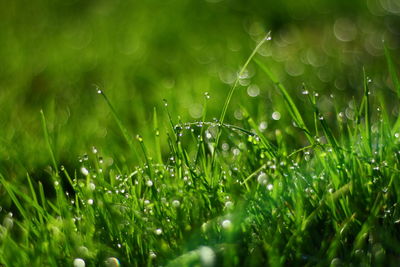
1, 0, 400, 180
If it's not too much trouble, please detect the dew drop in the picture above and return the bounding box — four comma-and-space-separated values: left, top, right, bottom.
232, 148, 240, 156
172, 200, 180, 208
73, 258, 86, 267
198, 246, 216, 267
302, 90, 309, 95
149, 251, 157, 259
221, 219, 232, 229
89, 182, 96, 191
81, 167, 89, 176
146, 180, 153, 187
105, 257, 120, 267
257, 172, 268, 185
205, 131, 212, 139
272, 111, 281, 121
225, 201, 233, 209
258, 121, 268, 131
154, 228, 162, 235
247, 84, 260, 97
3, 217, 13, 229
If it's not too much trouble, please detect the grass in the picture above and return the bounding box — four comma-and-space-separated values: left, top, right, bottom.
1, 1, 400, 266
1, 32, 400, 266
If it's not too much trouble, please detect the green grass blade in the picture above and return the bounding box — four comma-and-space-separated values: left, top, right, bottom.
254, 58, 313, 143
0, 173, 28, 220
218, 32, 271, 126
212, 32, 272, 167
153, 107, 163, 164
40, 110, 58, 174
97, 88, 142, 163
383, 42, 400, 98
363, 68, 372, 154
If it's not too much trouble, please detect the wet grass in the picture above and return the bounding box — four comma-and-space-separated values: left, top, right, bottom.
1, 35, 400, 267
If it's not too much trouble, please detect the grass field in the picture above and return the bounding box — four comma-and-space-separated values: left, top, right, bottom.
1, 0, 400, 266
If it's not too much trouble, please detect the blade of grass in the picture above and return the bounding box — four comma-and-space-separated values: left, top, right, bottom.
153, 107, 163, 164
363, 68, 372, 154
383, 41, 400, 98
212, 32, 272, 167
40, 110, 58, 174
96, 87, 142, 164
254, 58, 313, 144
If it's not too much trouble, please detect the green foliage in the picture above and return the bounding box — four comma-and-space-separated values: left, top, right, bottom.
1, 1, 400, 266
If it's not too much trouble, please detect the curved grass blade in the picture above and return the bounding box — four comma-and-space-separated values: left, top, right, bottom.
254, 58, 313, 144
96, 87, 142, 164
212, 32, 272, 167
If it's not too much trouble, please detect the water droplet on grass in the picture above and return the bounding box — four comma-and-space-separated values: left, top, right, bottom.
247, 84, 260, 97
105, 257, 120, 267
225, 201, 233, 209
73, 258, 86, 267
89, 182, 96, 190
146, 180, 153, 187
81, 167, 89, 176
258, 121, 268, 131
232, 148, 240, 156
3, 217, 13, 229
154, 228, 162, 235
221, 219, 232, 229
272, 111, 281, 120
172, 200, 180, 207
302, 90, 309, 95
257, 172, 268, 185
199, 246, 216, 267
149, 251, 157, 259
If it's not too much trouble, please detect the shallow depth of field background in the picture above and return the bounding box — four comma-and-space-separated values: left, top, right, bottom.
1, 0, 400, 193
